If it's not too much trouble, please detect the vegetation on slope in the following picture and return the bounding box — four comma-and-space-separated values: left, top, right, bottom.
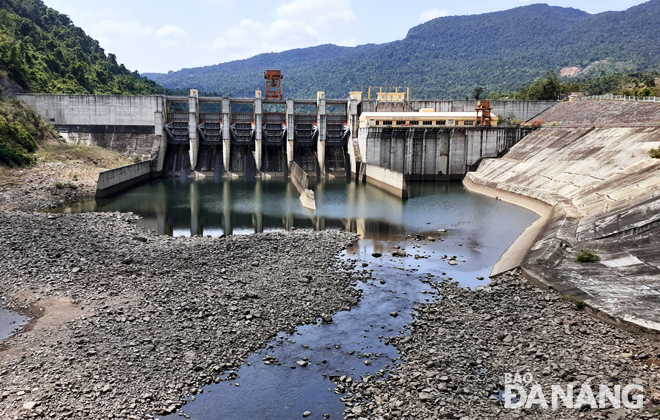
0, 97, 55, 166
0, 0, 164, 94
489, 70, 660, 100
145, 1, 660, 99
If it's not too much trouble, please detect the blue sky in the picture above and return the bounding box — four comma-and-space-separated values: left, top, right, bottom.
42, 0, 648, 74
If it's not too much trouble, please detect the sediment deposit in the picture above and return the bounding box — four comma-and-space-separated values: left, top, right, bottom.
343, 272, 660, 419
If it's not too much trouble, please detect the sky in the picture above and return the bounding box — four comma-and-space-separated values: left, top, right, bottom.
42, 0, 648, 74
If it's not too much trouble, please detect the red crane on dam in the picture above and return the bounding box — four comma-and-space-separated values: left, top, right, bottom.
264, 70, 283, 99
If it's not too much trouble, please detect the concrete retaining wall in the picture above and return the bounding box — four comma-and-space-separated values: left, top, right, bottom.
289, 161, 316, 210
16, 94, 161, 126
16, 93, 167, 168
58, 125, 161, 161
465, 123, 660, 335
364, 164, 408, 198
96, 161, 153, 198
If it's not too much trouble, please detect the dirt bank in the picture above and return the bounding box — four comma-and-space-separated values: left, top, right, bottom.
0, 140, 133, 211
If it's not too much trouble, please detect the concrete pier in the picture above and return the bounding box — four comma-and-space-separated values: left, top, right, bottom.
317, 91, 327, 176
188, 89, 199, 171
254, 91, 263, 173
222, 98, 231, 172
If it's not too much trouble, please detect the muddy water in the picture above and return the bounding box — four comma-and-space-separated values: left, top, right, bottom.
53, 178, 538, 419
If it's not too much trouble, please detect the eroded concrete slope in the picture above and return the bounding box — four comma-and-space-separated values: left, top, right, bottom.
534, 100, 660, 126
466, 113, 660, 334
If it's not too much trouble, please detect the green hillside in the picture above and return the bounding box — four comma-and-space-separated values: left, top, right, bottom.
0, 0, 163, 94
145, 1, 660, 98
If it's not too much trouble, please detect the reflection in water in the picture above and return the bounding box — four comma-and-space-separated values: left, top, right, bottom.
54, 178, 407, 238
53, 178, 537, 263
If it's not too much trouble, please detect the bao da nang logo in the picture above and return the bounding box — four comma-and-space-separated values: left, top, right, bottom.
503, 372, 644, 410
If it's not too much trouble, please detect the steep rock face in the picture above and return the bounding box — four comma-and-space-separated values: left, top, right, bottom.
466, 101, 660, 333
146, 1, 660, 98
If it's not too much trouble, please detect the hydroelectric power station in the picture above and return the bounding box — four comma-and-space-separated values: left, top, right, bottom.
16, 75, 556, 200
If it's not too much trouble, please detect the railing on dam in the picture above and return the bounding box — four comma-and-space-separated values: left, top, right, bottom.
576, 94, 660, 103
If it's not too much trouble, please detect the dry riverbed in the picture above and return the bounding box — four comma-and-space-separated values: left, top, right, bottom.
0, 147, 361, 418
0, 211, 360, 418
1, 143, 659, 419
342, 271, 660, 419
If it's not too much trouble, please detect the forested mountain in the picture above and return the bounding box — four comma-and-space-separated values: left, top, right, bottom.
0, 0, 163, 94
145, 1, 660, 99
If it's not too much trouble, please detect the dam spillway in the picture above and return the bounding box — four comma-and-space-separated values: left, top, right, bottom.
15, 92, 556, 197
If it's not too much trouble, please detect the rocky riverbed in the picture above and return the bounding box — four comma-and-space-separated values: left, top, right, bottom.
342, 271, 660, 419
0, 207, 359, 418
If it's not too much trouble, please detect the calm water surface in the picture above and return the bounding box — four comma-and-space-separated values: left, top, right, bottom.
53, 178, 538, 419
0, 307, 28, 341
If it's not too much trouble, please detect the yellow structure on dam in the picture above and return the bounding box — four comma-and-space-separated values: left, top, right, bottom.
359, 109, 499, 128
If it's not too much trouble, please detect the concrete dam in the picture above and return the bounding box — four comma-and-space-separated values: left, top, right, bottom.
16, 91, 556, 197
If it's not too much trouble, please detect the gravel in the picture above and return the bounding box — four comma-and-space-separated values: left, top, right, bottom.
0, 207, 360, 418
342, 270, 660, 419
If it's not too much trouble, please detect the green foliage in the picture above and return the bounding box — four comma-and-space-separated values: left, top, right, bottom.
0, 98, 54, 166
0, 0, 164, 95
145, 2, 660, 98
499, 70, 660, 100
650, 147, 660, 159
53, 181, 76, 189
576, 250, 601, 263
512, 71, 561, 100
572, 300, 586, 311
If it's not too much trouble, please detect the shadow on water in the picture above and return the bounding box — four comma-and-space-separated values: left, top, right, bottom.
50, 178, 538, 419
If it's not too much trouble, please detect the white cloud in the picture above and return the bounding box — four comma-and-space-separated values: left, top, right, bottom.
156, 25, 187, 38
206, 0, 356, 62
418, 8, 450, 23
276, 0, 356, 26
209, 18, 323, 59
211, 19, 265, 52
265, 20, 320, 42
93, 20, 154, 39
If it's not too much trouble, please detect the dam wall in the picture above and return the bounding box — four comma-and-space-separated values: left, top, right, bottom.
16, 92, 553, 196
465, 101, 660, 334
16, 94, 161, 125
16, 93, 166, 163
358, 126, 532, 181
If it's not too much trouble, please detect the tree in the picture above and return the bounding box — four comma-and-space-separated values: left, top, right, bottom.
472, 86, 484, 100
519, 71, 561, 100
